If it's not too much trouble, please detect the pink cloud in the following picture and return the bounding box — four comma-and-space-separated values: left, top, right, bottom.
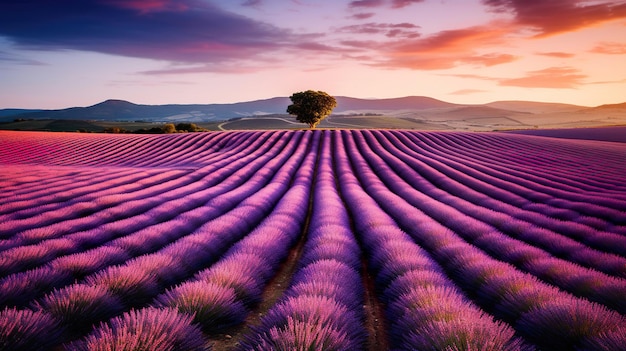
590, 41, 626, 54
483, 0, 626, 37
0, 0, 302, 67
242, 0, 263, 7
391, 0, 425, 8
389, 24, 511, 54
101, 0, 189, 13
373, 52, 516, 70
536, 52, 576, 58
349, 13, 376, 20
462, 53, 518, 66
338, 23, 421, 38
449, 89, 488, 95
362, 23, 517, 70
349, 0, 385, 8
499, 67, 587, 88
348, 0, 424, 9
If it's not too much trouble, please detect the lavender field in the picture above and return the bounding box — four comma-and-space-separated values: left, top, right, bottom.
0, 129, 625, 351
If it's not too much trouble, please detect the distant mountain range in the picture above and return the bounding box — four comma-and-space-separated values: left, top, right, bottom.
1, 96, 625, 131
0, 96, 460, 122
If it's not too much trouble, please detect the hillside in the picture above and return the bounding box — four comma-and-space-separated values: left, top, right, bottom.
484, 100, 584, 113
0, 96, 453, 123
2, 96, 626, 131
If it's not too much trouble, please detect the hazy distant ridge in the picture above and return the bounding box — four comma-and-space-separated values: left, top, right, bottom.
2, 97, 624, 132
0, 96, 459, 122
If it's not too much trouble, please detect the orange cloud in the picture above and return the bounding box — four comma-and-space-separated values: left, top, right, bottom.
389, 24, 512, 54
365, 23, 517, 70
449, 89, 488, 95
483, 0, 626, 37
370, 52, 517, 70
499, 67, 587, 88
591, 41, 626, 54
536, 52, 575, 58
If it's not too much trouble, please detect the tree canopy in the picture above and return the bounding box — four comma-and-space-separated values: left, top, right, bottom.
287, 90, 337, 129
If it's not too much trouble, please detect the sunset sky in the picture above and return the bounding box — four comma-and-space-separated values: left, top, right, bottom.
1, 0, 625, 109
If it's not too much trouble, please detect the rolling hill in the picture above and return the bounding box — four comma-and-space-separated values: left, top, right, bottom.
0, 96, 455, 123
1, 96, 625, 131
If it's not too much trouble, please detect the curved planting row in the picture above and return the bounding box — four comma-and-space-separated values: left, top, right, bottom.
0, 129, 625, 350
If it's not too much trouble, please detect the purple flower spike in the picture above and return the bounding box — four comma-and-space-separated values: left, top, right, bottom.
516, 298, 626, 350
157, 281, 247, 333
35, 284, 124, 334
67, 307, 208, 351
242, 316, 353, 351
0, 307, 65, 351
85, 265, 159, 305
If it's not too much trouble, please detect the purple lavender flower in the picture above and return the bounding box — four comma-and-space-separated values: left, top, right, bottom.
0, 307, 65, 351
34, 284, 124, 335
66, 307, 208, 351
157, 281, 247, 333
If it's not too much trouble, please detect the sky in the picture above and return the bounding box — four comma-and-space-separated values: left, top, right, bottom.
1, 0, 625, 109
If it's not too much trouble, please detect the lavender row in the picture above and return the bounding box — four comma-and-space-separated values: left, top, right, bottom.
370, 130, 626, 265
239, 130, 366, 350
344, 131, 626, 350
0, 131, 220, 168
150, 132, 320, 338
429, 132, 626, 191
385, 130, 626, 247
0, 131, 314, 349
415, 131, 626, 221
333, 131, 528, 351
400, 131, 626, 219
427, 131, 626, 186
0, 131, 282, 237
0, 132, 297, 276
354, 130, 626, 313
0, 130, 262, 217
0, 131, 310, 307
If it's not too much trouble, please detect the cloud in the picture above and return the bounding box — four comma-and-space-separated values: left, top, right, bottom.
0, 0, 298, 66
349, 12, 377, 20
444, 73, 498, 81
0, 50, 45, 65
348, 0, 423, 9
588, 77, 626, 84
449, 89, 488, 95
364, 23, 517, 70
536, 52, 576, 58
482, 0, 626, 37
140, 63, 270, 75
337, 23, 421, 38
591, 41, 626, 54
373, 52, 517, 70
389, 24, 511, 54
447, 67, 591, 88
100, 0, 190, 13
391, 0, 425, 8
498, 67, 587, 88
348, 0, 385, 8
241, 0, 263, 7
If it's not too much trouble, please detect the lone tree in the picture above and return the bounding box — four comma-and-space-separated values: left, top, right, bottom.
287, 90, 337, 129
